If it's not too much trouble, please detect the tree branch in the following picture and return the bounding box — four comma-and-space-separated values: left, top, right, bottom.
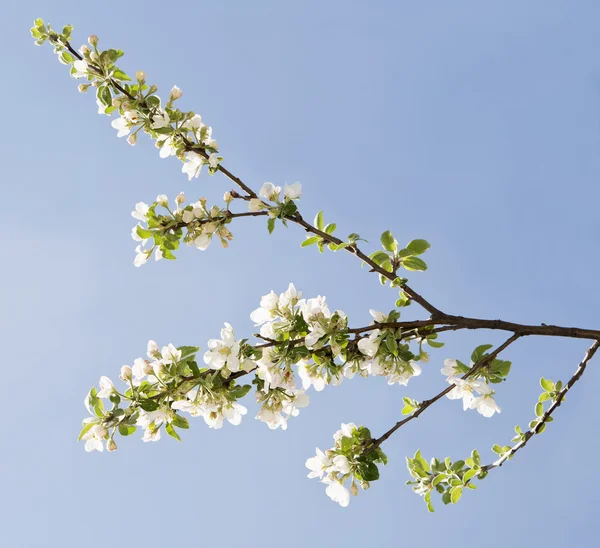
482, 340, 600, 472
367, 333, 522, 452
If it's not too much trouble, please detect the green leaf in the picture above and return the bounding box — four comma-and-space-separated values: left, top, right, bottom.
432, 474, 447, 487
369, 250, 390, 265
401, 404, 415, 415
177, 346, 199, 360
136, 226, 154, 239
301, 236, 320, 247
98, 85, 112, 107
540, 378, 555, 392
112, 68, 131, 81
380, 230, 397, 252
118, 424, 136, 436
463, 468, 478, 482
166, 423, 181, 441
401, 257, 427, 271
314, 211, 324, 230
450, 486, 463, 504
139, 399, 159, 412
360, 462, 380, 481
405, 239, 430, 255
492, 444, 503, 454
535, 402, 544, 417
230, 384, 252, 399
172, 415, 189, 429
324, 223, 337, 234
78, 423, 94, 441
471, 344, 494, 364
341, 436, 353, 452
427, 340, 444, 349
267, 218, 276, 234
161, 248, 177, 260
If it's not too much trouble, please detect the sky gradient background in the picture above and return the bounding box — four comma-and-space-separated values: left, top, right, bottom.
2, 1, 600, 546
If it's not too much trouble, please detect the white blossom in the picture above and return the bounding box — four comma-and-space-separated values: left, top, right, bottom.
111, 116, 130, 138
97, 376, 115, 398
283, 182, 302, 200
82, 424, 107, 452
151, 109, 170, 129
258, 182, 281, 201
72, 59, 88, 79
203, 323, 241, 372
324, 480, 351, 507
133, 245, 150, 267
182, 151, 204, 180
131, 202, 149, 222
305, 448, 332, 479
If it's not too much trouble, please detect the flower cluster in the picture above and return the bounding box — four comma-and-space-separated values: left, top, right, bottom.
31, 20, 222, 180
441, 343, 511, 418
355, 310, 423, 386
131, 192, 234, 266
306, 423, 387, 507
405, 450, 486, 512
249, 182, 303, 234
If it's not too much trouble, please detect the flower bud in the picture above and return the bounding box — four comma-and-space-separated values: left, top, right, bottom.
112, 97, 123, 108
127, 134, 137, 146
210, 205, 220, 218
148, 84, 158, 94
176, 192, 186, 205
90, 51, 100, 63
223, 191, 232, 204
169, 85, 183, 101
88, 35, 98, 47
135, 70, 146, 82
79, 45, 90, 55
156, 194, 168, 206
350, 482, 359, 496
248, 198, 264, 212
120, 365, 132, 382
92, 80, 100, 88
361, 481, 370, 491
153, 361, 167, 378
78, 84, 90, 93
107, 439, 117, 452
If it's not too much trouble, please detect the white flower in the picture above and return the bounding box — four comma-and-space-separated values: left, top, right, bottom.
282, 390, 309, 417
97, 376, 115, 398
132, 357, 151, 382
324, 480, 350, 507
169, 85, 183, 101
222, 403, 248, 426
156, 194, 168, 206
194, 233, 211, 250
131, 202, 149, 222
147, 340, 159, 358
256, 408, 288, 430
158, 136, 176, 158
119, 365, 132, 382
111, 116, 130, 138
469, 393, 501, 417
305, 448, 332, 479
357, 330, 381, 358
298, 362, 326, 391
441, 359, 460, 381
151, 109, 170, 129
248, 198, 265, 212
72, 59, 88, 79
369, 309, 387, 323
446, 378, 491, 411
300, 296, 331, 323
208, 153, 220, 169
131, 225, 145, 242
258, 182, 281, 201
203, 323, 241, 372
133, 245, 150, 267
332, 455, 351, 474
161, 343, 182, 364
387, 361, 422, 386
333, 423, 357, 443
183, 114, 203, 130
279, 283, 301, 308
305, 325, 327, 348
182, 151, 204, 180
283, 183, 302, 200
82, 424, 107, 452
250, 290, 279, 325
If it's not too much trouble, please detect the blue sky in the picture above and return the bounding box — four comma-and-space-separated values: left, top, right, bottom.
2, 1, 600, 546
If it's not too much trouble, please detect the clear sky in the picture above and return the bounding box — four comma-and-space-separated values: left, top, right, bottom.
2, 1, 599, 546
